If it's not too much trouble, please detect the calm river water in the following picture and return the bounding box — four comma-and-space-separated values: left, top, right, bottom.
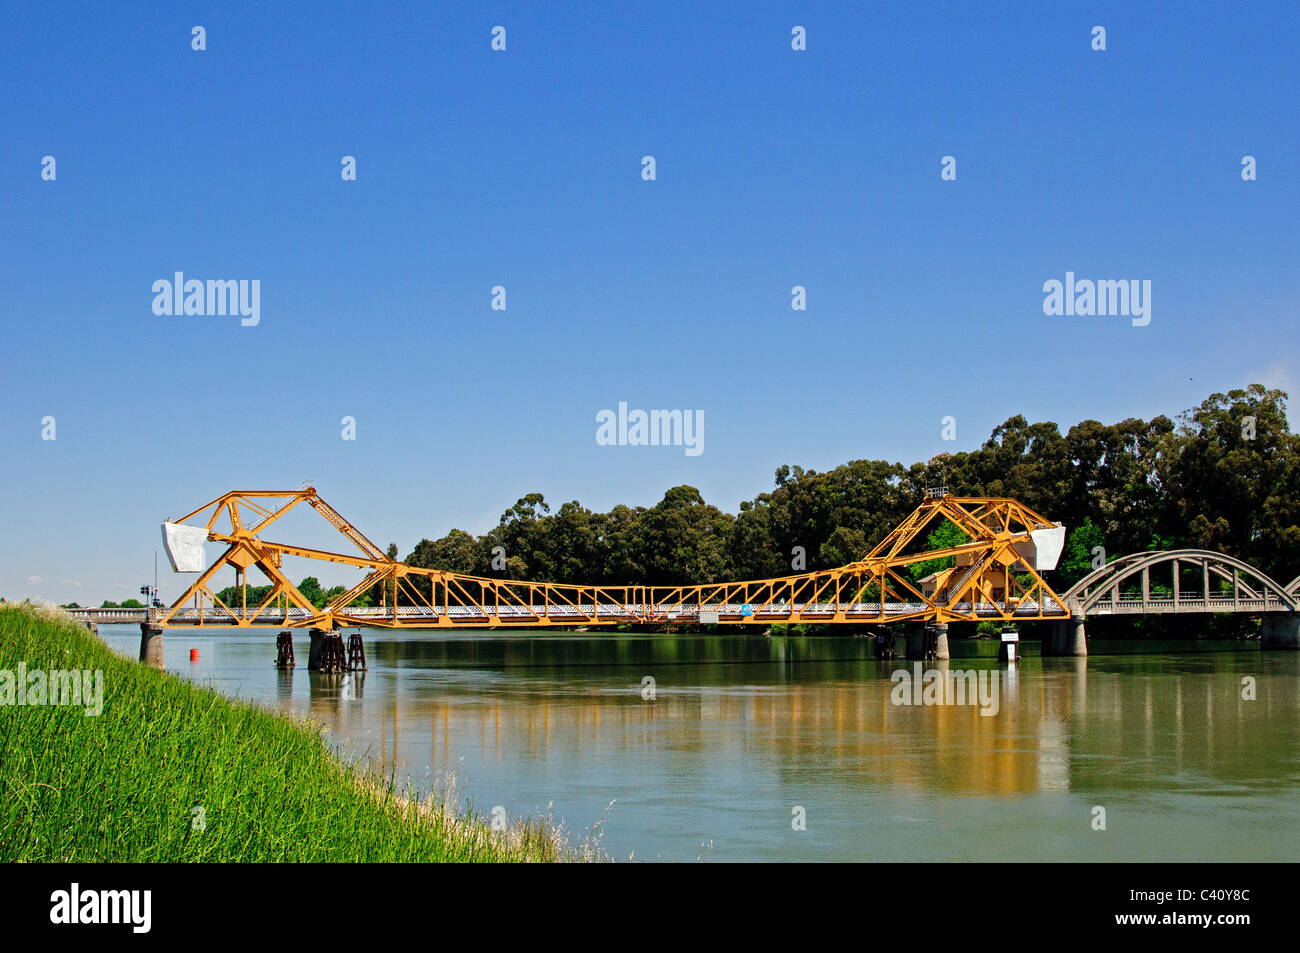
101, 626, 1300, 862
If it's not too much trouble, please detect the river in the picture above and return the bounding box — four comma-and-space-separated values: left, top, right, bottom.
99, 626, 1300, 862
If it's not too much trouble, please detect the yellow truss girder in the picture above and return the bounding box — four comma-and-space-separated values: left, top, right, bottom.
159, 489, 1070, 630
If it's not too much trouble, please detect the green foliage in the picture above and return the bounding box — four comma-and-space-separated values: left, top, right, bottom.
1160, 385, 1296, 577
212, 582, 273, 609
409, 529, 480, 575
1057, 517, 1106, 587
907, 519, 969, 581
297, 576, 323, 606
1145, 533, 1177, 552
210, 578, 350, 611
297, 577, 348, 609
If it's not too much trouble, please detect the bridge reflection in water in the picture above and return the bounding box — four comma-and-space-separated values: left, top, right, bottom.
87, 626, 1281, 862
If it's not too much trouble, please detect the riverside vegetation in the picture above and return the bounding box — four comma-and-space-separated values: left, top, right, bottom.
0, 603, 596, 862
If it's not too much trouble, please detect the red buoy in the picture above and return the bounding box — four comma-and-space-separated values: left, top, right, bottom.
190, 648, 199, 662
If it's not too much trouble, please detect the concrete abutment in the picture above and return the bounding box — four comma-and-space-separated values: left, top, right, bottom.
1042, 616, 1088, 657
138, 622, 164, 669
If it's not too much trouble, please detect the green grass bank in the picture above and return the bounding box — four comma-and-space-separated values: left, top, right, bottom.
0, 603, 584, 862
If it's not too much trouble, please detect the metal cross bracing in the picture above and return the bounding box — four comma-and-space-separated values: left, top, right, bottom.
157, 490, 1070, 629
156, 489, 1073, 631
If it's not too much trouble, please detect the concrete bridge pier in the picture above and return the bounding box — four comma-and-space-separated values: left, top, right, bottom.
932, 623, 950, 660
1044, 616, 1088, 657
1262, 614, 1300, 650
139, 622, 165, 669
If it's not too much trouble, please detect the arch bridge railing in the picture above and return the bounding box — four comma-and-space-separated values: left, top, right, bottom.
65, 607, 150, 623
1062, 549, 1300, 616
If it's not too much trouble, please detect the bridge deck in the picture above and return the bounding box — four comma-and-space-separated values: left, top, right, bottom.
133, 600, 1068, 627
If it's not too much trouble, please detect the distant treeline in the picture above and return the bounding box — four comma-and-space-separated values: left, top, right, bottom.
211, 576, 367, 611
404, 385, 1299, 593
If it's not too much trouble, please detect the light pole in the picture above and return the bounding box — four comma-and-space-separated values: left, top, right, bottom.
140, 582, 160, 620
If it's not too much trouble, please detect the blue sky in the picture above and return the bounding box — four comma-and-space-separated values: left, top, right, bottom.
2, 1, 1297, 603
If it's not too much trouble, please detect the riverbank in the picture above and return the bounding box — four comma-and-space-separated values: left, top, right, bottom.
0, 603, 588, 862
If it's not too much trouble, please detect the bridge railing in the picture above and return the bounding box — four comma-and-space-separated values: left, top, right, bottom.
1062, 549, 1300, 616
152, 598, 1066, 626
65, 608, 150, 622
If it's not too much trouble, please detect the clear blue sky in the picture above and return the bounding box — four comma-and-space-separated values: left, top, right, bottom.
2, 1, 1297, 604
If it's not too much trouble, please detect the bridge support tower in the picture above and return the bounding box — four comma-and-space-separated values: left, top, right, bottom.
1262, 614, 1300, 650
1044, 615, 1088, 657
139, 622, 164, 669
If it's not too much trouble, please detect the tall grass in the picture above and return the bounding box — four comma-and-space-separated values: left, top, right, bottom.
0, 603, 595, 862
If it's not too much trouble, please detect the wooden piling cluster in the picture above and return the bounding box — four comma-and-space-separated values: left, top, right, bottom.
346, 631, 367, 671
317, 631, 348, 673
873, 626, 897, 660
275, 630, 295, 668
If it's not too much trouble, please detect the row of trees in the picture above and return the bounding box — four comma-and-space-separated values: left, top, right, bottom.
61, 580, 370, 613
211, 576, 365, 610
403, 385, 1299, 593
56, 599, 145, 609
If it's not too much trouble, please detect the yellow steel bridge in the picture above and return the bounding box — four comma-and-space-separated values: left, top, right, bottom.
156, 488, 1071, 631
